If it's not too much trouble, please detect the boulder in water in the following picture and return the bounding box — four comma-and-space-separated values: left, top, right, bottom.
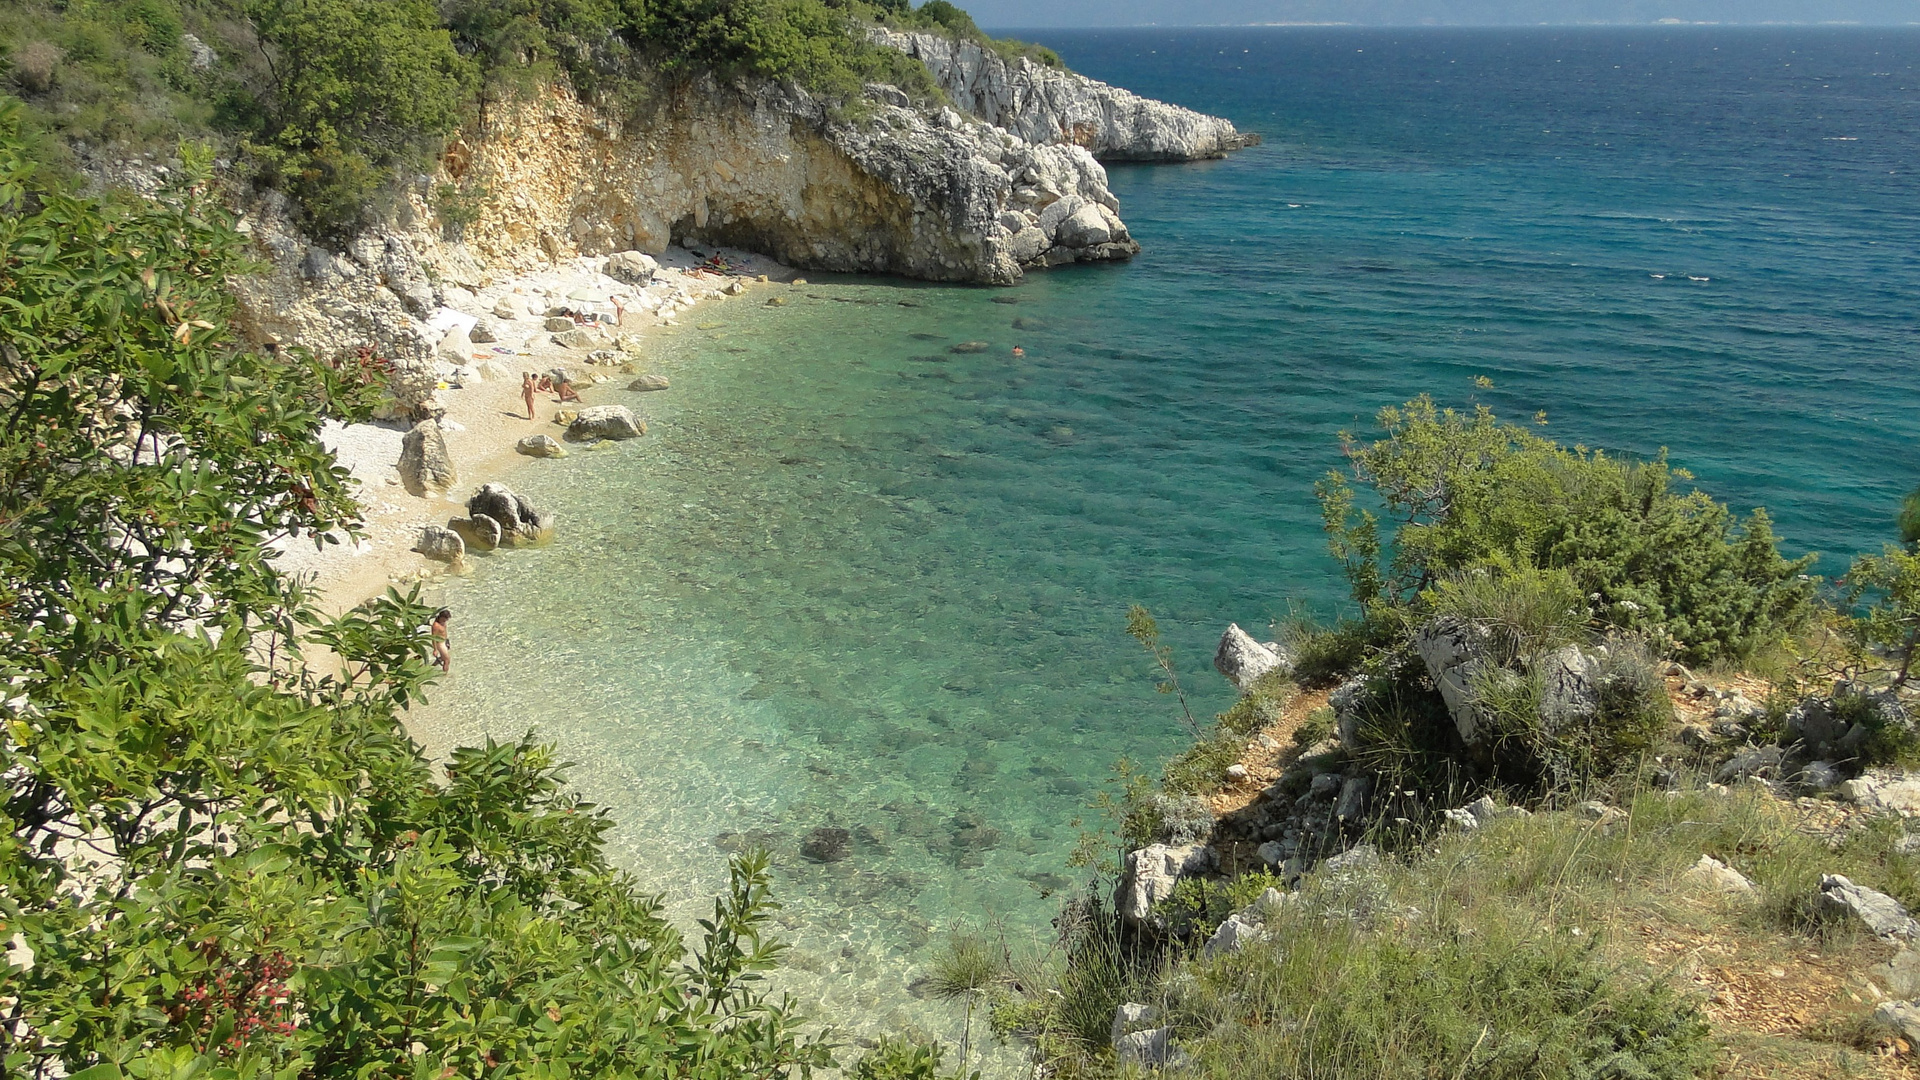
516, 434, 567, 458
567, 405, 645, 441
412, 525, 464, 563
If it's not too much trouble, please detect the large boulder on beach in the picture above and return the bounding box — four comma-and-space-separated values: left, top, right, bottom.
397, 419, 457, 497
412, 525, 464, 563
567, 405, 645, 441
627, 374, 671, 392
1214, 623, 1287, 691
602, 250, 659, 285
554, 327, 601, 350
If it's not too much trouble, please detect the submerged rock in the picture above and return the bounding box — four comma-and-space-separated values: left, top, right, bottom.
800, 827, 851, 863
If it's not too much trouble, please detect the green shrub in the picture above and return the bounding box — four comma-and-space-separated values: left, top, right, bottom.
1320, 395, 1817, 665
851, 1037, 948, 1080
1834, 688, 1920, 768
990, 894, 1159, 1073
0, 110, 834, 1079
1284, 616, 1391, 687
1425, 562, 1587, 664
1845, 540, 1920, 691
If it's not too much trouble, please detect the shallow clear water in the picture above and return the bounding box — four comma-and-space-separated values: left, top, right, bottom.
413, 27, 1920, 1052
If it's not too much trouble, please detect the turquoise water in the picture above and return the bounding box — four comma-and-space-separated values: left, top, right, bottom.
413, 28, 1920, 1051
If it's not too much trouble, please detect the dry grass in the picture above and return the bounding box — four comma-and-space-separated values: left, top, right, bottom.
1183, 666, 1920, 1078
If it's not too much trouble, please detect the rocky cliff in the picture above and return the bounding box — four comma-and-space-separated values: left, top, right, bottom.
874, 31, 1258, 162
231, 75, 1142, 374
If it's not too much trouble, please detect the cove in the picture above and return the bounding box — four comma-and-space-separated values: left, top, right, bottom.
413, 25, 1920, 1049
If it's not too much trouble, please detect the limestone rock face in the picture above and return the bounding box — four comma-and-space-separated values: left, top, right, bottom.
1110, 1002, 1159, 1046
876, 30, 1258, 161
1536, 644, 1600, 732
1875, 1000, 1920, 1043
1213, 623, 1287, 691
1117, 843, 1215, 930
567, 404, 645, 441
226, 64, 1161, 372
1839, 773, 1920, 816
397, 419, 457, 496
1113, 1027, 1179, 1069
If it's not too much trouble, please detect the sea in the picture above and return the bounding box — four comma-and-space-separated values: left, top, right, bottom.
411, 26, 1920, 1058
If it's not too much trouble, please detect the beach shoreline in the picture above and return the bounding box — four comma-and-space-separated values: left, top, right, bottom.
278, 245, 793, 616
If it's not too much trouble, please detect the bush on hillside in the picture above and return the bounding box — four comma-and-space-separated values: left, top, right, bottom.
1318, 395, 1816, 665
0, 107, 832, 1080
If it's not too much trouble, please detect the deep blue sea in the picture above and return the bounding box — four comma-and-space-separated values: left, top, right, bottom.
416, 28, 1920, 1046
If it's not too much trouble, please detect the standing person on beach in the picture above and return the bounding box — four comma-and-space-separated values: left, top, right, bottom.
430, 609, 452, 674
522, 372, 537, 420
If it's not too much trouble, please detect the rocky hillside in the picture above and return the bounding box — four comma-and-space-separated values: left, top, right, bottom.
875, 30, 1260, 161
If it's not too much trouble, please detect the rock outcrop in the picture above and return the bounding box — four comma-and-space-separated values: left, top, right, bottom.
1820, 874, 1920, 940
412, 525, 465, 563
876, 31, 1258, 161
1214, 623, 1288, 692
229, 71, 1147, 368
1117, 843, 1215, 930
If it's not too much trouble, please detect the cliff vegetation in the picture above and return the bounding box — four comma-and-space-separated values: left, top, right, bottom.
0, 0, 1050, 240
